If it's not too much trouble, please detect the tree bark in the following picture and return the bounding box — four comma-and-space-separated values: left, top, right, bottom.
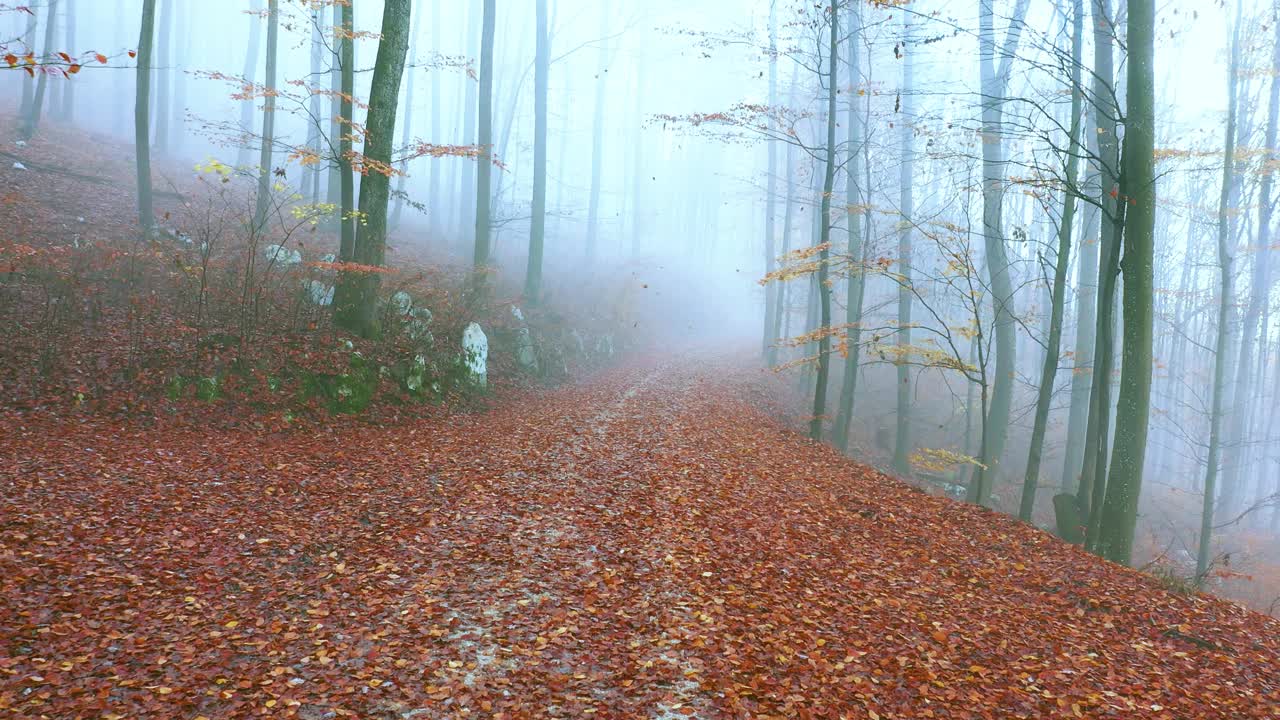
893, 10, 915, 474
1196, 0, 1242, 584
334, 0, 413, 338
834, 4, 868, 453
809, 2, 838, 441
473, 0, 497, 275
19, 0, 59, 140
586, 0, 610, 264
1020, 0, 1084, 521
524, 0, 550, 303
968, 0, 1031, 506
392, 0, 425, 230
1098, 0, 1157, 566
134, 0, 157, 231
252, 0, 279, 230
238, 0, 263, 169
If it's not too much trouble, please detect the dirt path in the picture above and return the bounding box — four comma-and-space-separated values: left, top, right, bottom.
2, 359, 1278, 718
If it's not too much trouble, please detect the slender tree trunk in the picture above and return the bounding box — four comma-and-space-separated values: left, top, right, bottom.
327, 0, 342, 208
391, 0, 425, 230
339, 1, 356, 264
18, 9, 36, 120
306, 6, 324, 204
252, 0, 279, 231
19, 0, 59, 140
1098, 0, 1157, 566
629, 58, 647, 256
61, 0, 75, 120
1220, 12, 1280, 520
809, 2, 838, 441
153, 0, 171, 155
1078, 0, 1122, 535
834, 4, 867, 452
969, 0, 1031, 505
893, 11, 915, 474
428, 1, 442, 235
134, 0, 157, 231
459, 0, 481, 248
1196, 0, 1242, 583
761, 1, 778, 361
524, 0, 550, 303
238, 0, 263, 169
1020, 0, 1084, 521
586, 0, 610, 264
473, 0, 497, 274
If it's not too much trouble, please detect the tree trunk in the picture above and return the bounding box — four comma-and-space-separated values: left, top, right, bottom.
19, 0, 59, 140
834, 4, 867, 453
428, 1, 442, 234
252, 0, 279, 230
586, 0, 610, 264
1098, 0, 1157, 566
1078, 0, 1122, 535
761, 1, 778, 361
18, 9, 36, 120
459, 0, 482, 249
153, 0, 171, 155
305, 6, 324, 204
524, 0, 550, 303
391, 0, 425, 230
1220, 10, 1280, 520
1020, 0, 1084, 521
61, 0, 75, 120
1196, 0, 1242, 584
134, 0, 157, 231
334, 0, 413, 338
473, 0, 497, 274
238, 0, 263, 169
893, 10, 915, 474
968, 0, 1031, 506
809, 2, 838, 441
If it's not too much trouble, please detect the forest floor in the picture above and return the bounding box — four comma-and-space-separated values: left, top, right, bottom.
2, 355, 1279, 719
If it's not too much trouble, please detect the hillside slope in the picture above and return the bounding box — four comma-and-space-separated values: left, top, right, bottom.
2, 357, 1277, 718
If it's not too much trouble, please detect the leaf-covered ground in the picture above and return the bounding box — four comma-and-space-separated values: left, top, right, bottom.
2, 359, 1278, 719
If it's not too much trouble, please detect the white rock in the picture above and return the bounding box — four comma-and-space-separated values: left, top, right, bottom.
391, 290, 413, 314
12, 162, 26, 171
262, 244, 302, 266
511, 305, 525, 322
14, 140, 26, 148
306, 280, 334, 306
462, 323, 488, 388
321, 253, 337, 263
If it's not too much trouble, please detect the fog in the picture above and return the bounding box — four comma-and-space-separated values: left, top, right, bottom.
3, 0, 1279, 605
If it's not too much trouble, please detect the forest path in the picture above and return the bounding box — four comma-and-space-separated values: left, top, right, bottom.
2, 357, 1278, 718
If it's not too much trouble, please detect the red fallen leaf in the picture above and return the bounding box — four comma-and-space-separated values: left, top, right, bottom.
128, 49, 137, 58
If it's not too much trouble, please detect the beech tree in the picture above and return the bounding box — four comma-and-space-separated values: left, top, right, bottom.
334, 0, 413, 337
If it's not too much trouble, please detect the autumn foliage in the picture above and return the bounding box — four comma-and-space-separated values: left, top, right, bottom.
1, 358, 1277, 718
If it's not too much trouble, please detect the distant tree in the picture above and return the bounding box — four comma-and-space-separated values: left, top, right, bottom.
1020, 0, 1085, 521
18, 0, 59, 139
1196, 0, 1243, 584
134, 0, 157, 231
893, 10, 915, 475
967, 0, 1031, 506
524, 0, 550, 303
252, 0, 279, 230
238, 0, 263, 169
473, 0, 497, 277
